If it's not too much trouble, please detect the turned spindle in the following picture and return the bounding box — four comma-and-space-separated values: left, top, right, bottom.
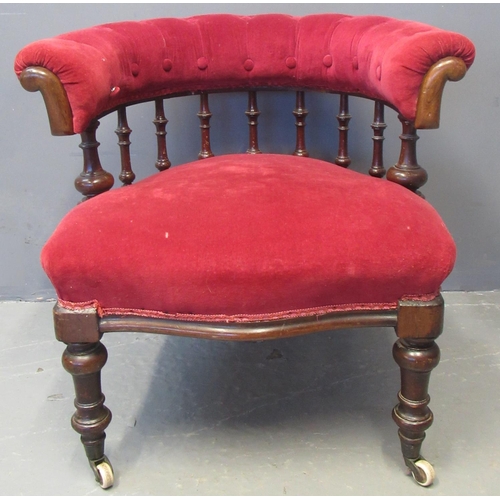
293, 91, 309, 157
153, 98, 171, 171
75, 119, 114, 200
115, 106, 135, 185
246, 91, 261, 154
335, 93, 351, 168
369, 101, 386, 177
387, 117, 428, 196
198, 92, 214, 159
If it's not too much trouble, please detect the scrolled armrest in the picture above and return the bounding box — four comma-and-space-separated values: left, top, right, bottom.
415, 56, 468, 129
20, 66, 74, 135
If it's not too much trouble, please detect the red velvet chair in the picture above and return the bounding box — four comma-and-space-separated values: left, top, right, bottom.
15, 13, 475, 489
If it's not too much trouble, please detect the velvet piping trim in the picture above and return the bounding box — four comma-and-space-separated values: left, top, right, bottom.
57, 293, 440, 323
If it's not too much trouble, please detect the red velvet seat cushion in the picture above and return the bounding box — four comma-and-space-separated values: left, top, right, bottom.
42, 154, 455, 321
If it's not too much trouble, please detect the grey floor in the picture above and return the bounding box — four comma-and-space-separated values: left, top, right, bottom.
1, 291, 500, 495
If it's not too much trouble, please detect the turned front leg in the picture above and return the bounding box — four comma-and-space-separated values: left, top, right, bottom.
62, 342, 114, 488
392, 338, 440, 485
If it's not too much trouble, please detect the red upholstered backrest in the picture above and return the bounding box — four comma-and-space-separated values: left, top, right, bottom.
14, 13, 475, 134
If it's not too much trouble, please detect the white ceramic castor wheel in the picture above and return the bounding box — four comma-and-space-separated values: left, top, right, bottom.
411, 459, 435, 487
90, 455, 114, 489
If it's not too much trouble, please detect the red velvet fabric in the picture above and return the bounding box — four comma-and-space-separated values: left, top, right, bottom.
14, 14, 475, 133
41, 155, 456, 321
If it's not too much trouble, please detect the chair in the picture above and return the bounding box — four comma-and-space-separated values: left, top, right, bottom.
15, 13, 475, 489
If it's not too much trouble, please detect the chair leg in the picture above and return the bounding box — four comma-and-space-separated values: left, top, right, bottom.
392, 295, 444, 487
62, 341, 114, 488
392, 338, 440, 486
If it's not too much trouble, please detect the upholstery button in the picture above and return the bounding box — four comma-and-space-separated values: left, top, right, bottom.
285, 57, 297, 69
323, 55, 333, 67
352, 56, 359, 70
244, 58, 254, 71
376, 65, 382, 80
131, 63, 140, 77
197, 57, 208, 70
162, 58, 173, 72
110, 86, 120, 96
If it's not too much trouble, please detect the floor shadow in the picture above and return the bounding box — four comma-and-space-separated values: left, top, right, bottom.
108, 326, 406, 478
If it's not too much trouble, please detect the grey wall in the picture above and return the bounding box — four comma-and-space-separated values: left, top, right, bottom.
1, 3, 498, 300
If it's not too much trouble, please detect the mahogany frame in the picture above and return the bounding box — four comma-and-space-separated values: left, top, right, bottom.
53, 295, 445, 487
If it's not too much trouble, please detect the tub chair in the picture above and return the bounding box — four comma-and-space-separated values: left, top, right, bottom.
15, 13, 475, 489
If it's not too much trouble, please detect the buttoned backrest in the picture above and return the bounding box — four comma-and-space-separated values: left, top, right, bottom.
15, 13, 475, 134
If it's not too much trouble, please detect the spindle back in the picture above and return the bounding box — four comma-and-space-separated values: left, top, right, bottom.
68, 89, 433, 201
